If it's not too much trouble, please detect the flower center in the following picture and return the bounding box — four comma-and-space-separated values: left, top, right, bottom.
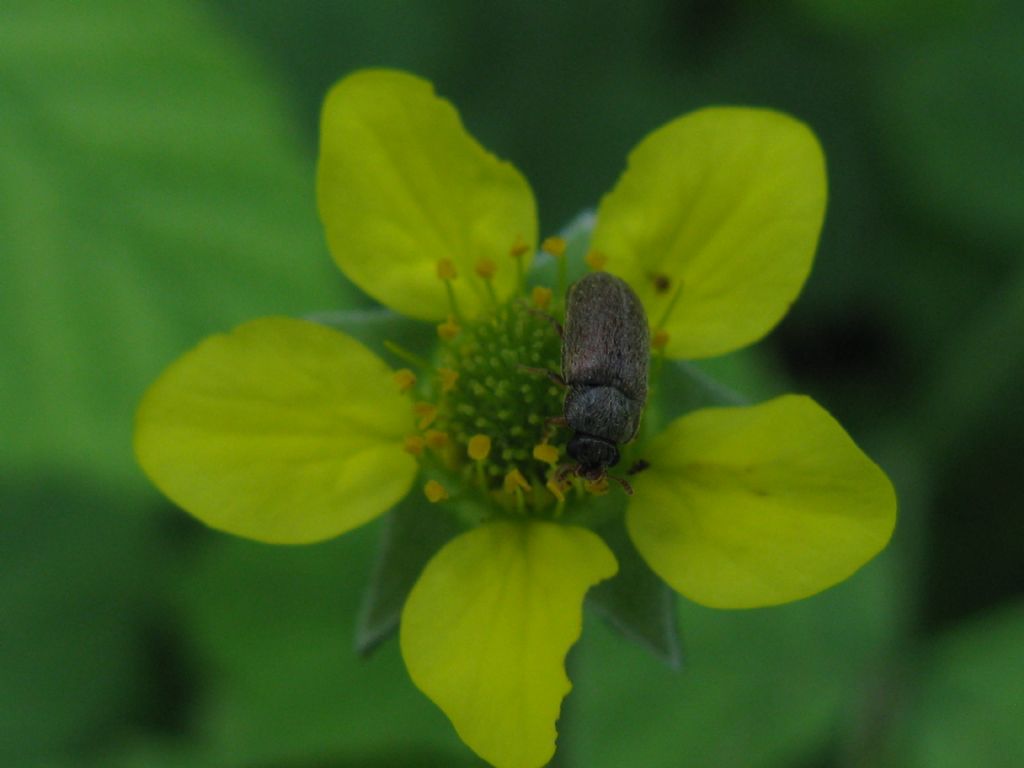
425, 298, 572, 517
440, 300, 564, 476
394, 247, 630, 521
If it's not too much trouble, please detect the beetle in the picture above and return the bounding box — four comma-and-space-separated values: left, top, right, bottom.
558, 271, 649, 491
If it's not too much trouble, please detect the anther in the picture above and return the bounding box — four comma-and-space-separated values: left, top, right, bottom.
509, 236, 529, 259
437, 316, 461, 341
403, 435, 425, 456
652, 329, 670, 352
424, 480, 449, 503
413, 402, 438, 430
437, 258, 458, 281
425, 430, 450, 451
467, 434, 492, 461
393, 368, 416, 393
438, 367, 459, 393
509, 236, 529, 293
532, 443, 559, 465
585, 250, 608, 271
474, 258, 497, 280
531, 286, 553, 310
651, 272, 671, 293
541, 236, 567, 257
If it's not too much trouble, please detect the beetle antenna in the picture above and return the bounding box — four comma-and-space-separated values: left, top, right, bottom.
626, 459, 650, 476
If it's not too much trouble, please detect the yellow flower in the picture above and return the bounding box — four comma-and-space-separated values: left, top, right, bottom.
134, 69, 896, 768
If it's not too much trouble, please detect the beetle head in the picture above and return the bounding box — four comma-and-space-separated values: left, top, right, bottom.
566, 433, 620, 475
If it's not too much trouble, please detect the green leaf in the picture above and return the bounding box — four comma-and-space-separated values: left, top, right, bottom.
883, 602, 1024, 768
588, 514, 682, 669
794, 0, 996, 36
573, 548, 902, 768
0, 476, 158, 763
308, 307, 436, 371
355, 487, 463, 656
0, 0, 366, 487
910, 264, 1024, 461
875, 13, 1024, 250
176, 524, 469, 766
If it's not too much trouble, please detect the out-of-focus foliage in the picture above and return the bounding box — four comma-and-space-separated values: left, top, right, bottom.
883, 603, 1024, 768
0, 0, 363, 488
2, 0, 1021, 767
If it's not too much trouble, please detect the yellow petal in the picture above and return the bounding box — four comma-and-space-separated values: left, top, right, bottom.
134, 317, 416, 544
592, 107, 827, 359
318, 69, 537, 320
401, 521, 617, 768
628, 395, 895, 608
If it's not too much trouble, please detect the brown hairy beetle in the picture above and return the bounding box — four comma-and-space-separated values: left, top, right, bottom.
523, 272, 649, 493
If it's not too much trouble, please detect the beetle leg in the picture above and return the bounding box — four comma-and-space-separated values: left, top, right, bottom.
543, 415, 569, 431
539, 415, 569, 443
553, 462, 578, 485
607, 473, 634, 495
517, 365, 566, 387
518, 300, 564, 338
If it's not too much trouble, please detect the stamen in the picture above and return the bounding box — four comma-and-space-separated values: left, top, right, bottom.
546, 477, 567, 503
437, 315, 461, 341
393, 368, 416, 393
424, 480, 449, 503
585, 250, 607, 271
509, 236, 529, 259
404, 435, 425, 456
542, 236, 569, 297
652, 329, 670, 352
438, 367, 460, 393
436, 258, 463, 319
509, 235, 529, 293
384, 340, 432, 370
467, 433, 492, 491
475, 258, 499, 303
532, 443, 559, 465
467, 434, 492, 461
531, 286, 552, 310
425, 430, 450, 451
413, 402, 438, 430
503, 469, 531, 494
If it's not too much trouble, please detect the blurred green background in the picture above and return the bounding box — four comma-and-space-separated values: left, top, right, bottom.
3, 1, 1022, 766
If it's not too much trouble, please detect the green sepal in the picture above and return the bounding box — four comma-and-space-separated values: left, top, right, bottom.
588, 512, 682, 669
354, 486, 462, 657
646, 359, 746, 434
308, 307, 436, 370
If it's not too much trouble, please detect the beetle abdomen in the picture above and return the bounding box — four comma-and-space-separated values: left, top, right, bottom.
562, 272, 649, 404
564, 384, 644, 444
